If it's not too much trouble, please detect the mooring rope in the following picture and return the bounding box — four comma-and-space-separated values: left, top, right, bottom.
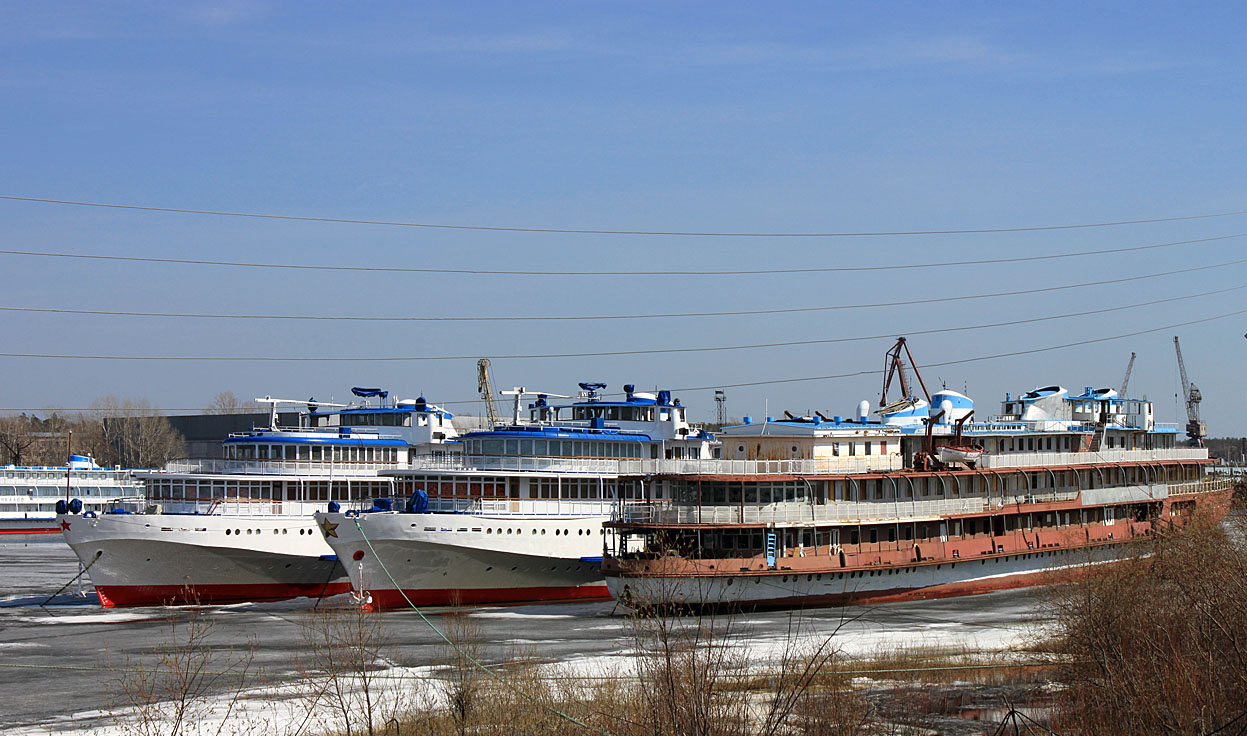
350, 517, 614, 736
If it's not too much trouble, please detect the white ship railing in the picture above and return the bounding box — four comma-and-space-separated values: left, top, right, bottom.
157, 459, 400, 476
1167, 477, 1236, 496
977, 447, 1208, 469
404, 455, 904, 476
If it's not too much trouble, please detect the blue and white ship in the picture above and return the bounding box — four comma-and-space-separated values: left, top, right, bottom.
316, 383, 716, 609
1, 455, 143, 538
58, 388, 460, 607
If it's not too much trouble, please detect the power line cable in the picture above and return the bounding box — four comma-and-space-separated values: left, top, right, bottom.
0, 233, 1242, 277
1, 261, 1241, 323
667, 307, 1247, 393
3, 194, 1246, 237
3, 309, 1241, 413
0, 289, 1239, 362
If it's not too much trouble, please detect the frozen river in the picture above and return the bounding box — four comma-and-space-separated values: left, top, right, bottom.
0, 540, 1047, 734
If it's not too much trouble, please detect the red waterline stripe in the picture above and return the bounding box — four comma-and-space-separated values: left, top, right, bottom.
95, 581, 353, 608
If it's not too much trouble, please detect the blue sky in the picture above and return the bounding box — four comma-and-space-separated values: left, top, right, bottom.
1, 2, 1244, 435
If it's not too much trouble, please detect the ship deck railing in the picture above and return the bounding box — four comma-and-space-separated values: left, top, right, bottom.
616, 477, 1233, 525
977, 447, 1208, 469
404, 454, 905, 476
156, 458, 406, 476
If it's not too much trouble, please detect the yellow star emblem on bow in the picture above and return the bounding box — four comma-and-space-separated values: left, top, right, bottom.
320, 517, 339, 538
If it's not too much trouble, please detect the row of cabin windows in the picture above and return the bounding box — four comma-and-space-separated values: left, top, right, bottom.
397, 476, 618, 500
145, 479, 391, 502
225, 444, 400, 463
732, 441, 890, 458
313, 412, 440, 428
2, 485, 130, 497
467, 437, 650, 459
982, 433, 1171, 453
569, 406, 658, 422
668, 464, 1202, 506
671, 481, 812, 506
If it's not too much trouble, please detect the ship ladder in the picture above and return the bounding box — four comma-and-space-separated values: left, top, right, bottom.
766, 532, 777, 568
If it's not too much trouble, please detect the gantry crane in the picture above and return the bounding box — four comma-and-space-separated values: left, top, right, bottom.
1173, 336, 1206, 447
476, 358, 501, 427
1120, 352, 1136, 396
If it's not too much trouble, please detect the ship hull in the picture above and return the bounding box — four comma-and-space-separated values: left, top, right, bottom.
317, 511, 612, 610
59, 513, 349, 607
606, 545, 1127, 611
0, 518, 59, 535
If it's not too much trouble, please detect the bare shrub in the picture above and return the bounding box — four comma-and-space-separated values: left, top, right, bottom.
293, 605, 406, 736
113, 608, 258, 736
1048, 510, 1247, 735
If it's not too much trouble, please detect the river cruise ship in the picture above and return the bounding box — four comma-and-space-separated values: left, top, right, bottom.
58, 389, 460, 607
603, 381, 1232, 610
315, 383, 716, 610
1, 455, 143, 537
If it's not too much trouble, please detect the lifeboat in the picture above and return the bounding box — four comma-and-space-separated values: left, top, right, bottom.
938, 445, 983, 466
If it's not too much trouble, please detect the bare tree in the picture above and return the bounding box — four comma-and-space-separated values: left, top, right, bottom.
0, 414, 36, 465
93, 396, 186, 469
205, 392, 260, 415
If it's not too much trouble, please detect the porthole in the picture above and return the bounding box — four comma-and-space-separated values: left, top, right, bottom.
485, 566, 493, 571
541, 529, 546, 535
225, 529, 231, 536
531, 529, 537, 535
486, 528, 492, 534
511, 566, 518, 571
726, 578, 734, 586
282, 529, 287, 534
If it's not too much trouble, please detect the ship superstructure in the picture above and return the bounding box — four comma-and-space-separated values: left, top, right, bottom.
315, 383, 717, 609
57, 389, 459, 607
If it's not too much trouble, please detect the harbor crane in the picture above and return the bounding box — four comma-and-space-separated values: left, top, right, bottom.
1173, 336, 1206, 447
476, 358, 501, 427
1119, 352, 1136, 396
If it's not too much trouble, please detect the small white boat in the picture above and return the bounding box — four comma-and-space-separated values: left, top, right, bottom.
938, 445, 983, 466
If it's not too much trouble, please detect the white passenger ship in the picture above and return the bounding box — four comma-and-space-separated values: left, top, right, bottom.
315, 383, 716, 610
1, 455, 143, 537
58, 390, 460, 607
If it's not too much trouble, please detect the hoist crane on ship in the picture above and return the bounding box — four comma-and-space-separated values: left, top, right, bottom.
476, 358, 501, 427
1120, 352, 1136, 396
1173, 336, 1206, 447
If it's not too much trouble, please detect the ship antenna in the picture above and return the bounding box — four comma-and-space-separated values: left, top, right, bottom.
64, 429, 72, 503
